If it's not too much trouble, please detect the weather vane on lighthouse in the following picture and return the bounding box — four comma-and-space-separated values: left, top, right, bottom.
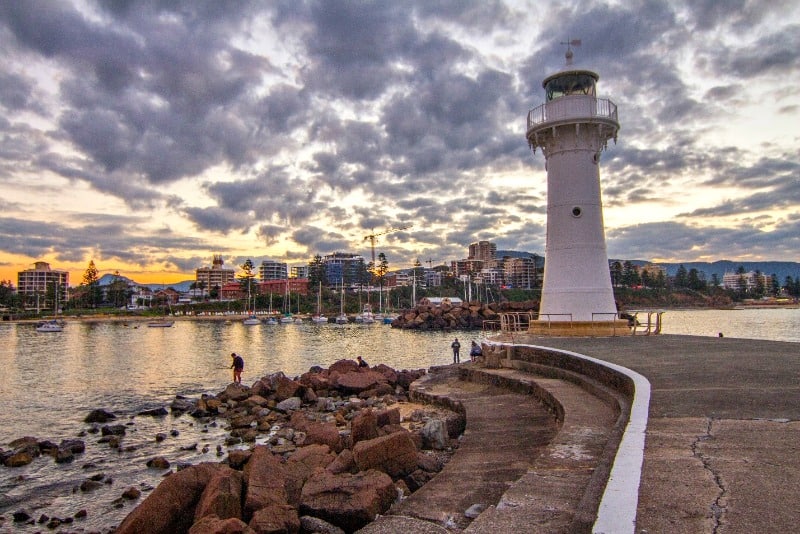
525, 41, 626, 335
560, 38, 581, 65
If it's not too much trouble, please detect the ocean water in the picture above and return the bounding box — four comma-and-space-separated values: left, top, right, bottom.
0, 308, 797, 531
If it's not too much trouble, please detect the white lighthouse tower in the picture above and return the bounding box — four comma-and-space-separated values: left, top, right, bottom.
526, 43, 624, 334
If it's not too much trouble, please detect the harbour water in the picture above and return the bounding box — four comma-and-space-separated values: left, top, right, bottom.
0, 307, 798, 531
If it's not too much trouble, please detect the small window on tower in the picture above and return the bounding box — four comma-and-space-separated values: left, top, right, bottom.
571, 206, 582, 218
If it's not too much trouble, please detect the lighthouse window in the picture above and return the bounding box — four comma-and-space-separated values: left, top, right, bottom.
571, 206, 582, 218
545, 73, 597, 101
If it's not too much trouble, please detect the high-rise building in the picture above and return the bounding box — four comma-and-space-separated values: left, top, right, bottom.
323, 252, 366, 286
259, 259, 288, 280
195, 255, 236, 292
468, 241, 497, 266
17, 261, 68, 310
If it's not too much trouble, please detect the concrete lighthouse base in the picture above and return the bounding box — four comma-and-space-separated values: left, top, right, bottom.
528, 319, 631, 337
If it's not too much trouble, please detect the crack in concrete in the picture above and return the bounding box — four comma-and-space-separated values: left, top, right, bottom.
691, 418, 726, 534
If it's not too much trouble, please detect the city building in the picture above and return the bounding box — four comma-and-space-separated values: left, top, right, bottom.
195, 255, 236, 293
502, 256, 537, 289
291, 265, 309, 279
323, 252, 367, 286
17, 261, 69, 310
259, 259, 288, 280
468, 241, 497, 266
722, 271, 770, 292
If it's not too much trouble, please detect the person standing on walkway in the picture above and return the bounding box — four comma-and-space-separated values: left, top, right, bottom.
230, 352, 244, 384
451, 338, 461, 363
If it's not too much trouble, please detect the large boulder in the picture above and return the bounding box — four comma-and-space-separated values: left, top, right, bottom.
242, 446, 288, 520
283, 444, 336, 505
350, 409, 379, 445
116, 463, 223, 534
334, 370, 387, 394
304, 421, 342, 452
352, 431, 418, 478
194, 467, 244, 522
299, 469, 396, 532
273, 375, 303, 402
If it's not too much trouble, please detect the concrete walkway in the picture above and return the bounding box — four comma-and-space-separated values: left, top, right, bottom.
526, 334, 800, 533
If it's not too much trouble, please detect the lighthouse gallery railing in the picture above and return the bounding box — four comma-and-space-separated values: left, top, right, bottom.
527, 96, 617, 131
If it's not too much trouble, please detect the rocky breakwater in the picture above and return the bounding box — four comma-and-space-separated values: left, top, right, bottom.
390, 298, 538, 330
114, 359, 465, 534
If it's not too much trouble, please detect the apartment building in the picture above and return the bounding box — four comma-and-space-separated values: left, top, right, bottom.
17, 261, 69, 309
195, 254, 236, 291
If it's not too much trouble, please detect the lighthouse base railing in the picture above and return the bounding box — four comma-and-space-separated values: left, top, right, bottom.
488, 311, 663, 339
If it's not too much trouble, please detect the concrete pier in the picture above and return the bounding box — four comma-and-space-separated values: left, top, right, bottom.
362, 334, 800, 533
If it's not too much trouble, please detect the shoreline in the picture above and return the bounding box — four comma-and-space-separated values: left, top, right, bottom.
6, 302, 799, 325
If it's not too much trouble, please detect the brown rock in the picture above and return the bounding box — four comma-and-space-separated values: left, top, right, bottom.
189, 515, 255, 534
371, 364, 398, 385
194, 467, 244, 522
5, 451, 34, 467
222, 383, 252, 402
327, 448, 356, 475
249, 503, 301, 534
242, 446, 288, 520
350, 409, 379, 445
283, 445, 336, 505
375, 408, 401, 427
336, 369, 387, 393
288, 411, 311, 432
352, 431, 418, 478
147, 456, 171, 469
116, 463, 222, 534
299, 469, 396, 532
274, 376, 303, 402
304, 421, 342, 452
328, 359, 359, 375
227, 449, 252, 469
121, 486, 142, 500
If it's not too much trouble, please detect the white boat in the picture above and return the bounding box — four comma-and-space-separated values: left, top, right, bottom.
358, 303, 375, 324
335, 280, 348, 324
243, 279, 260, 325
243, 315, 260, 325
311, 282, 327, 323
294, 317, 304, 324
147, 319, 174, 328
36, 319, 63, 333
265, 317, 278, 325
280, 313, 294, 324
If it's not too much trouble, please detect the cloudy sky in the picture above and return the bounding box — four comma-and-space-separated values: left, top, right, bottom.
1, 0, 798, 284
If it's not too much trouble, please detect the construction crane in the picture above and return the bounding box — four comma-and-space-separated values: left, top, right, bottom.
363, 225, 411, 267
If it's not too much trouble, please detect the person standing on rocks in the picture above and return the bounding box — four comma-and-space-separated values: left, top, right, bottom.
470, 341, 482, 361
357, 356, 369, 368
230, 352, 244, 384
451, 338, 461, 363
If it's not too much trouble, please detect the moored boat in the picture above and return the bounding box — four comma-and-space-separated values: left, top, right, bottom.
36, 319, 63, 333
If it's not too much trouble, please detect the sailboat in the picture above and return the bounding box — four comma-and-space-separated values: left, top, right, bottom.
335, 281, 348, 324
265, 293, 277, 325
293, 292, 304, 323
148, 291, 175, 327
243, 280, 260, 325
280, 281, 293, 323
312, 282, 327, 323
36, 283, 64, 332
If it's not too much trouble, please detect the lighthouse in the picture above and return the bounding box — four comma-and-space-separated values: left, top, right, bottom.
526, 44, 624, 334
